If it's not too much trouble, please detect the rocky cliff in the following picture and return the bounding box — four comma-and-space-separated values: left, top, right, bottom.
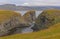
0, 10, 21, 36
23, 10, 36, 25
0, 10, 36, 36
32, 9, 60, 31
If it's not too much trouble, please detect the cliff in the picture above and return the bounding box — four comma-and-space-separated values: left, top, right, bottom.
1, 23, 60, 39
0, 10, 21, 36
32, 9, 60, 31
0, 10, 36, 36
23, 10, 36, 25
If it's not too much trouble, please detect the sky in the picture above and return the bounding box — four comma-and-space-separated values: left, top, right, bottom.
0, 0, 60, 6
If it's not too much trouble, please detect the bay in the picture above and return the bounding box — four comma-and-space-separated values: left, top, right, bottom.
14, 10, 43, 34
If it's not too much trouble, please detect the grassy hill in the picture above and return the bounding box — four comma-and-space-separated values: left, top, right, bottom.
0, 10, 60, 39
0, 10, 22, 36
32, 9, 60, 31
0, 23, 60, 39
0, 10, 21, 23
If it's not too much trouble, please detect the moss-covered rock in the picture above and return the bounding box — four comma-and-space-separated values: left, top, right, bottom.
0, 10, 21, 36
32, 9, 60, 31
23, 10, 36, 26
0, 10, 36, 36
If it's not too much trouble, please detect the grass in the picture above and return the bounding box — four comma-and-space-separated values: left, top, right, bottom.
0, 23, 60, 39
35, 9, 60, 28
0, 10, 60, 39
0, 10, 21, 23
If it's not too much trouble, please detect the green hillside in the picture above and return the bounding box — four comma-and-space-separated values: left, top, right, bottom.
32, 9, 60, 31
0, 10, 60, 39
0, 10, 21, 23
0, 23, 60, 39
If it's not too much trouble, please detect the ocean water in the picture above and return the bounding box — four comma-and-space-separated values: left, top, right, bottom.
15, 11, 43, 17
15, 11, 43, 34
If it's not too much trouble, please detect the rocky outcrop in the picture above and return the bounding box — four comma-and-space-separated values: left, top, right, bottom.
23, 10, 36, 25
0, 10, 36, 36
0, 10, 21, 36
32, 9, 60, 31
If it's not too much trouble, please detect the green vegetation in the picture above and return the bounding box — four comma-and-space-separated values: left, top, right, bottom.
0, 10, 21, 23
0, 10, 21, 36
0, 23, 60, 39
32, 9, 60, 31
0, 10, 60, 39
23, 10, 35, 24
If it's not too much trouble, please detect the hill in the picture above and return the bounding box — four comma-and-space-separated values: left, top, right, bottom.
0, 10, 21, 36
0, 10, 36, 36
0, 4, 60, 11
32, 9, 60, 31
0, 23, 60, 39
0, 10, 21, 23
0, 9, 60, 39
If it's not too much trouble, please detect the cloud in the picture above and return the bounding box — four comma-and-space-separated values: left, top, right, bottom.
19, 0, 60, 6
0, 0, 60, 6
21, 3, 30, 6
0, 2, 8, 5
29, 0, 60, 6
0, 0, 11, 5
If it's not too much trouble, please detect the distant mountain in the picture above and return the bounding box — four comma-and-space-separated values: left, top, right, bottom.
0, 4, 60, 11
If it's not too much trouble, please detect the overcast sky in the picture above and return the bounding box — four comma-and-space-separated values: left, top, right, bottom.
0, 0, 60, 6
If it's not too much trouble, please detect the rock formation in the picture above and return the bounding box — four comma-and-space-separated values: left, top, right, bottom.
0, 10, 21, 36
0, 10, 36, 36
32, 9, 60, 31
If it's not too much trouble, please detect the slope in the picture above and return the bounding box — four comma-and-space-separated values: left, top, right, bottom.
0, 23, 60, 39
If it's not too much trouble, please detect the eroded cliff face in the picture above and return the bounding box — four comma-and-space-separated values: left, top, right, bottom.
23, 10, 36, 25
0, 10, 21, 36
32, 9, 60, 31
14, 10, 36, 34
0, 10, 36, 36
